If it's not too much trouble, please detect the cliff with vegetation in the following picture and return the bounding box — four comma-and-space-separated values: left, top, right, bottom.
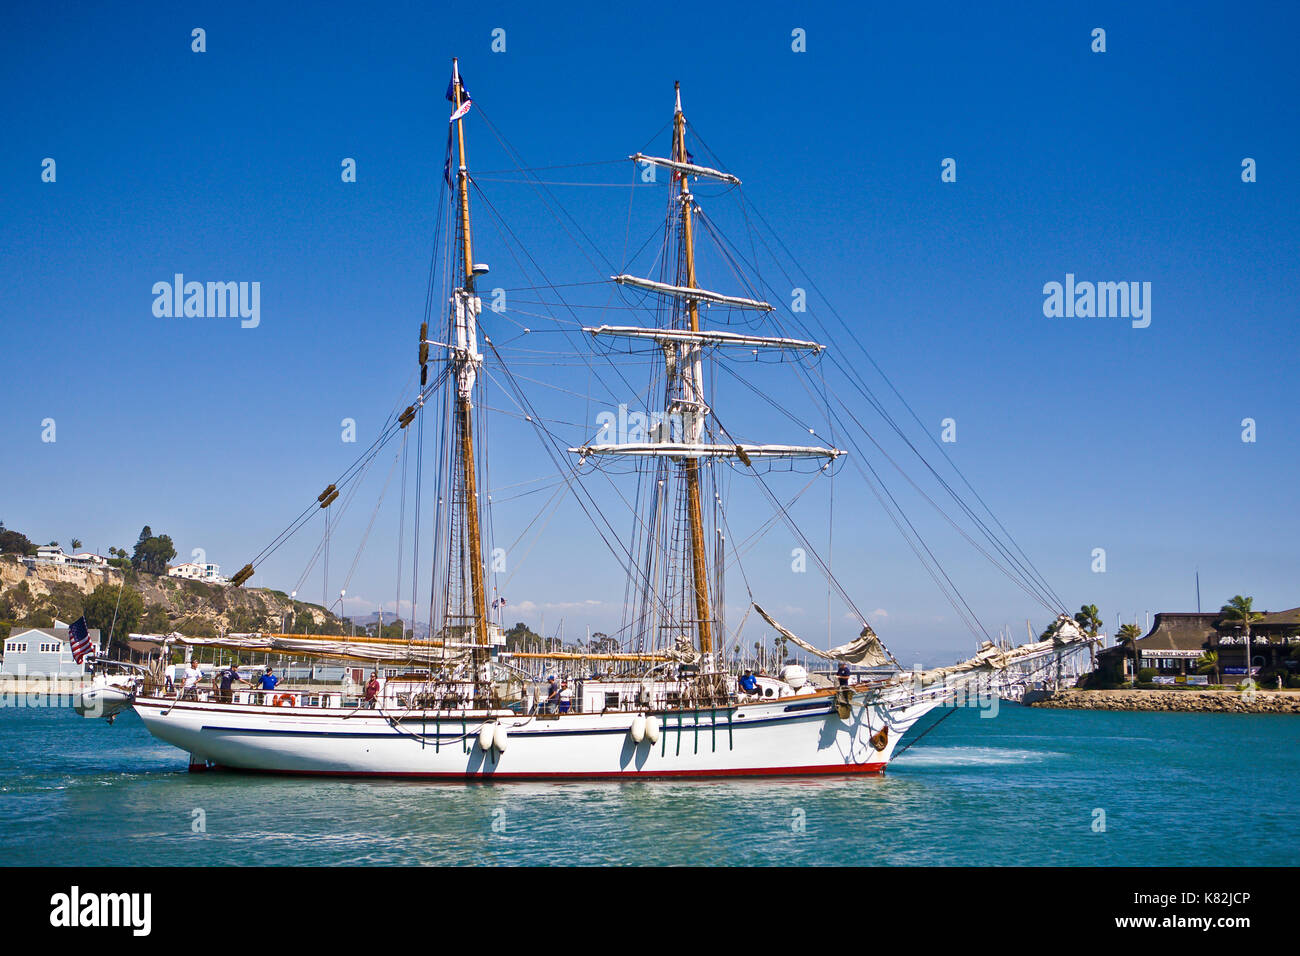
0, 555, 354, 647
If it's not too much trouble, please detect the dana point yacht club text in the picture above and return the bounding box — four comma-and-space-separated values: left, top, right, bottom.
151, 274, 260, 328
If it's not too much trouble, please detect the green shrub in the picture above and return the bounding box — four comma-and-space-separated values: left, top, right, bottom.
1137, 668, 1157, 684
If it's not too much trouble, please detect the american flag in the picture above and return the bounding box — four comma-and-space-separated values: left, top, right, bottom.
68, 616, 93, 664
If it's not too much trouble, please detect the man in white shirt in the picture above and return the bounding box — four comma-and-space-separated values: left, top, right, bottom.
181, 660, 202, 700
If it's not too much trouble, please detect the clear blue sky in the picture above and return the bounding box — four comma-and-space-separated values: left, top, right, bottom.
2, 1, 1297, 664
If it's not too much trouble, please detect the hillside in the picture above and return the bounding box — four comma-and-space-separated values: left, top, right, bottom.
0, 555, 353, 642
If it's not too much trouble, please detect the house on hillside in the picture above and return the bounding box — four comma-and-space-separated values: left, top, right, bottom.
167, 562, 229, 585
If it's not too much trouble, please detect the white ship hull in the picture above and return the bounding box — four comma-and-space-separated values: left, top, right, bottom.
132, 686, 946, 779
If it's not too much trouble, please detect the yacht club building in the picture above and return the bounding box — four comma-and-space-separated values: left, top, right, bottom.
1098, 608, 1300, 684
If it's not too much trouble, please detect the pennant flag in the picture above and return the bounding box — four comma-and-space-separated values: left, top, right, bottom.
68, 616, 94, 664
447, 73, 471, 122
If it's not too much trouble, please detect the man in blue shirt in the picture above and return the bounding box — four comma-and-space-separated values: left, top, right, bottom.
256, 666, 279, 691
218, 661, 247, 703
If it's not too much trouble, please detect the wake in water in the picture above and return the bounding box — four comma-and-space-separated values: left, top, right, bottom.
892, 745, 1064, 767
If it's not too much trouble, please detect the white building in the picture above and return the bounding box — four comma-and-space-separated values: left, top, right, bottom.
167, 562, 228, 585
23, 547, 110, 571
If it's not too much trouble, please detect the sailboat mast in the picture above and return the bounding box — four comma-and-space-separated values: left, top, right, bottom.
451, 58, 490, 668
672, 83, 715, 665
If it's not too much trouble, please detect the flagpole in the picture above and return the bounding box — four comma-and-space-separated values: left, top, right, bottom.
105, 572, 127, 659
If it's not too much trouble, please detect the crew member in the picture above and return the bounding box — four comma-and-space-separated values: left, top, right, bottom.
837, 662, 852, 687
218, 660, 248, 704
256, 666, 279, 691
181, 659, 203, 700
363, 671, 381, 708
546, 674, 559, 714
558, 680, 573, 714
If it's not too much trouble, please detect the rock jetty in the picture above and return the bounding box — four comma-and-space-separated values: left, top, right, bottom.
1029, 688, 1300, 714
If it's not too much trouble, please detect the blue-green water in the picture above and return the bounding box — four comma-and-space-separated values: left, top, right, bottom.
2, 701, 1296, 866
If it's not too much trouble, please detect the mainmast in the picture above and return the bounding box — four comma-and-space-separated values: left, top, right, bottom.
672, 83, 716, 668
570, 82, 842, 675
450, 58, 490, 673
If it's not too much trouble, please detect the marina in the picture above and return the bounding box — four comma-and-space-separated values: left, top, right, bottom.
3, 701, 1295, 867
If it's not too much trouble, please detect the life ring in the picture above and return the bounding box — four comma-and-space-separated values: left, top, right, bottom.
272, 694, 294, 707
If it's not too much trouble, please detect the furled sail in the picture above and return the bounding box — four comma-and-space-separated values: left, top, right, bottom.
611, 275, 773, 312
916, 615, 1093, 683
629, 153, 741, 185
754, 603, 890, 667
128, 632, 474, 664
571, 442, 842, 460
584, 324, 824, 353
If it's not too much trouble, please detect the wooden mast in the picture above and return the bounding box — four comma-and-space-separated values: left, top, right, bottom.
673, 83, 715, 666
451, 59, 490, 672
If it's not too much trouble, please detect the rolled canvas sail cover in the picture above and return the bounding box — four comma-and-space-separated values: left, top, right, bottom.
753, 604, 890, 667
129, 632, 473, 664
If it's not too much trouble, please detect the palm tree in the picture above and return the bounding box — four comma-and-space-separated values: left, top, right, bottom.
1220, 595, 1265, 679
1117, 623, 1143, 683
1195, 650, 1220, 686
1074, 604, 1102, 636
70, 538, 82, 551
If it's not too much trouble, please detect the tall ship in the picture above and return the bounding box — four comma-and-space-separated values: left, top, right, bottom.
83, 60, 1092, 777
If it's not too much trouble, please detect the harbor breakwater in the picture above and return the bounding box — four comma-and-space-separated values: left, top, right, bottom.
1030, 687, 1300, 714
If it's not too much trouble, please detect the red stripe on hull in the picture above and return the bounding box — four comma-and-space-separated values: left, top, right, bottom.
206, 762, 888, 781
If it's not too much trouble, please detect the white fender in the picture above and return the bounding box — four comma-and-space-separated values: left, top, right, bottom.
479, 723, 495, 751
630, 714, 647, 744
493, 722, 509, 753
644, 715, 661, 745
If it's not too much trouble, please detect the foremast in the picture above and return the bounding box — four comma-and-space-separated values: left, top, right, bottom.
450, 58, 490, 677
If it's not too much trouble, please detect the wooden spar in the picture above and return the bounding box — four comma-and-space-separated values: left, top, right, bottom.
505, 651, 674, 662
673, 82, 714, 663
262, 633, 449, 647
452, 58, 491, 671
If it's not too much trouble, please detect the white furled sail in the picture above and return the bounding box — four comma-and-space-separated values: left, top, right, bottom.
611, 275, 773, 312
129, 632, 475, 664
628, 153, 741, 185
571, 442, 842, 461
754, 604, 890, 667
585, 324, 824, 353
918, 616, 1093, 683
